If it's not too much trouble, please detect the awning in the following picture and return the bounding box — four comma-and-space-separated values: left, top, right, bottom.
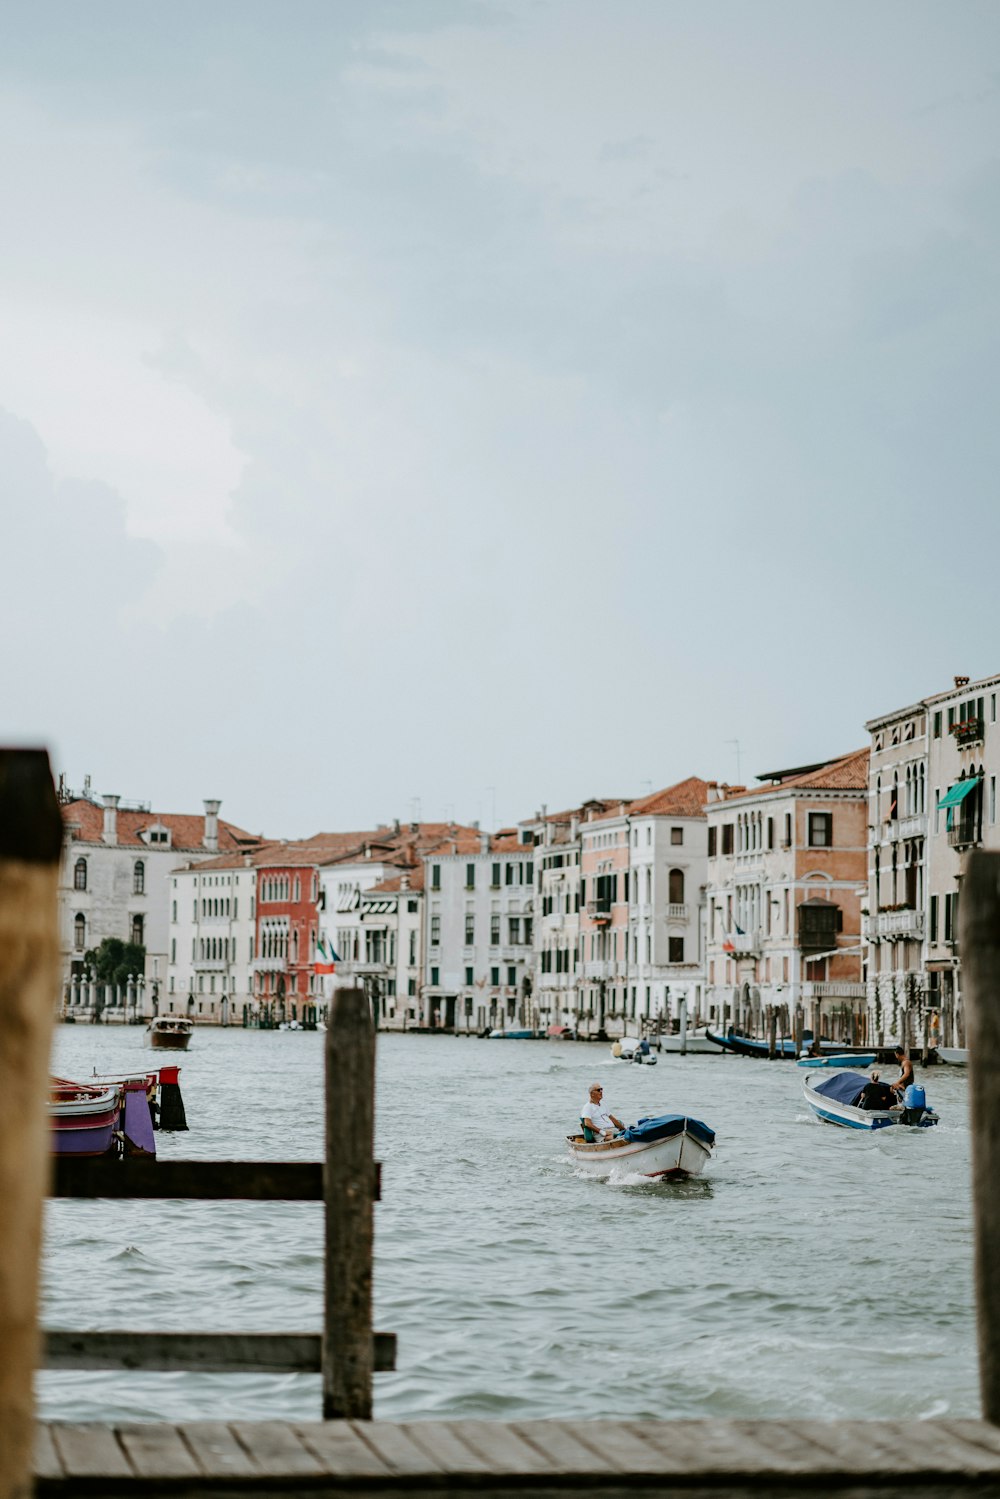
938, 779, 979, 810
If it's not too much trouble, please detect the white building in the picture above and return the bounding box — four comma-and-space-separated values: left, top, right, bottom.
60, 786, 260, 1016
166, 851, 261, 1023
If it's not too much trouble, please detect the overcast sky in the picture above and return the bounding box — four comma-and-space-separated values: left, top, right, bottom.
4, 1, 999, 837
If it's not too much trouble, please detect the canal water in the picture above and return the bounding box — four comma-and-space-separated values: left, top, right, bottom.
39, 1027, 976, 1425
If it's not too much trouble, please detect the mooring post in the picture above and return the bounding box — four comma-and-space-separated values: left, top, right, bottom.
961, 851, 1000, 1425
322, 985, 375, 1420
679, 997, 687, 1056
0, 750, 63, 1499
767, 1006, 777, 1059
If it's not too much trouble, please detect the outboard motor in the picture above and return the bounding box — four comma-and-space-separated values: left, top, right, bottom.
902, 1083, 927, 1127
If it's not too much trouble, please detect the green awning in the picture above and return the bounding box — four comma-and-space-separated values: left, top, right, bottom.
938, 779, 979, 810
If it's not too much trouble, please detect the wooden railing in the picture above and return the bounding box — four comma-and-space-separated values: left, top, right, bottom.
42, 986, 393, 1413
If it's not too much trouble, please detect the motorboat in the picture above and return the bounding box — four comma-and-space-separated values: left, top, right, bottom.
611, 1037, 657, 1065
936, 1046, 968, 1066
661, 1027, 724, 1054
49, 1078, 122, 1157
546, 1025, 575, 1040
803, 1070, 939, 1131
795, 1053, 876, 1069
567, 1113, 715, 1180
147, 1016, 194, 1050
488, 1027, 536, 1039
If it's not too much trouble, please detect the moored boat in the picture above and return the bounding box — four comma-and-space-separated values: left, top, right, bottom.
660, 1027, 723, 1055
49, 1079, 122, 1157
795, 1053, 876, 1069
937, 1046, 969, 1066
566, 1113, 715, 1180
803, 1070, 939, 1131
487, 1027, 536, 1039
147, 1016, 194, 1050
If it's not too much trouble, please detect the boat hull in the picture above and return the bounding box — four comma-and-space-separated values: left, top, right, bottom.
802, 1077, 939, 1131
660, 1029, 722, 1054
937, 1047, 969, 1066
567, 1125, 712, 1180
795, 1054, 876, 1069
148, 1020, 193, 1050
50, 1083, 122, 1157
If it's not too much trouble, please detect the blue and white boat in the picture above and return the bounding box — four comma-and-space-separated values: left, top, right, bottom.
567, 1113, 715, 1180
803, 1071, 939, 1131
795, 1053, 876, 1069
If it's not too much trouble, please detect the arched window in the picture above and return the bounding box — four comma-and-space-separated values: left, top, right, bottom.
133, 860, 145, 895
669, 868, 685, 905
74, 858, 87, 891
74, 913, 86, 950
131, 914, 144, 946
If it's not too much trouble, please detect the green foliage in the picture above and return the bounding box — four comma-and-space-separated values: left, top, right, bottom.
83, 937, 145, 989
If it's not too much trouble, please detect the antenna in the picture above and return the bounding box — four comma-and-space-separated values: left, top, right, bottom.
726, 739, 743, 784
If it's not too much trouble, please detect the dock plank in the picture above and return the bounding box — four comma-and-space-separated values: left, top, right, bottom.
32, 1423, 63, 1482
175, 1421, 262, 1480
349, 1419, 450, 1477
229, 1419, 326, 1478
49, 1422, 133, 1479
295, 1419, 396, 1478
398, 1420, 497, 1475
440, 1417, 561, 1475
116, 1422, 202, 1481
568, 1419, 674, 1474
510, 1419, 624, 1476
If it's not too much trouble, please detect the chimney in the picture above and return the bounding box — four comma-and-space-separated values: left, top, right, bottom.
102, 795, 120, 844
955, 675, 970, 689
479, 831, 490, 854
203, 799, 221, 853
570, 814, 579, 840
393, 818, 400, 835
706, 783, 722, 803
401, 872, 410, 891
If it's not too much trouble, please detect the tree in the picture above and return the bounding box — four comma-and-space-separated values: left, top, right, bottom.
83, 937, 145, 989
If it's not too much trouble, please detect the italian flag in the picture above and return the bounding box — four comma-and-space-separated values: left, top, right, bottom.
314, 938, 338, 975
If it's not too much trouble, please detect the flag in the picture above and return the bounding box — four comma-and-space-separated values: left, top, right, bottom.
314, 938, 339, 975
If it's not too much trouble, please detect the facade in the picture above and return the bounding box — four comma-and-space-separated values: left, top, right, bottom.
865, 670, 1000, 1049
704, 751, 869, 1041
578, 801, 633, 1037
60, 787, 260, 1016
355, 868, 425, 1029
422, 830, 536, 1033
166, 852, 260, 1023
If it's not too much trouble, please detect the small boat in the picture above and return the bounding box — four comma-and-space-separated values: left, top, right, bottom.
706, 1029, 799, 1058
567, 1113, 715, 1180
611, 1037, 657, 1064
488, 1027, 536, 1039
803, 1071, 939, 1131
147, 1017, 194, 1050
546, 1024, 575, 1040
50, 1078, 122, 1157
795, 1053, 876, 1069
937, 1046, 969, 1066
660, 1027, 723, 1055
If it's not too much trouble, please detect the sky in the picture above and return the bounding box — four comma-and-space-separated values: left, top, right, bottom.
4, 0, 1000, 838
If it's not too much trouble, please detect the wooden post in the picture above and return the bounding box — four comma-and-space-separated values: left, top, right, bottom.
0, 749, 63, 1499
322, 985, 375, 1420
679, 997, 688, 1056
961, 852, 1000, 1425
767, 1006, 777, 1060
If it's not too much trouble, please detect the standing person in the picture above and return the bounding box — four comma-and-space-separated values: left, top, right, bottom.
581, 1082, 624, 1141
888, 1046, 915, 1097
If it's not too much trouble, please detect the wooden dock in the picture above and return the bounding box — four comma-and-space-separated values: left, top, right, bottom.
32, 1415, 1000, 1496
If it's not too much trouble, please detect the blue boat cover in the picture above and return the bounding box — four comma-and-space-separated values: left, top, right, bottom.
624, 1114, 716, 1148
812, 1071, 867, 1106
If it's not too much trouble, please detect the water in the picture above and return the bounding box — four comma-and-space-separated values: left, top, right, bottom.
39, 1028, 977, 1424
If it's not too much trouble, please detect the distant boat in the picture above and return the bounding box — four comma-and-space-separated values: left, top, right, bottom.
706, 1029, 799, 1058
487, 1027, 536, 1039
611, 1037, 657, 1064
567, 1113, 715, 1180
795, 1053, 876, 1069
660, 1028, 723, 1055
49, 1079, 121, 1157
546, 1024, 575, 1039
937, 1046, 969, 1066
147, 1017, 194, 1051
803, 1071, 939, 1131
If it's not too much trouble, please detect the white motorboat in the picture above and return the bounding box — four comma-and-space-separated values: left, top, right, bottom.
936, 1046, 968, 1066
566, 1113, 715, 1180
660, 1027, 722, 1055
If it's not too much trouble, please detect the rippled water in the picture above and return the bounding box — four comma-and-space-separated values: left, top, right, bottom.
38, 1026, 977, 1424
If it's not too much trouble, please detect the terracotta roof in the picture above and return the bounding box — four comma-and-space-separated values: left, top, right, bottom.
367, 868, 425, 894
714, 749, 870, 803
628, 777, 711, 819
62, 800, 261, 855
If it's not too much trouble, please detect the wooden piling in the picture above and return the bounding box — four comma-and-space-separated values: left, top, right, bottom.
767, 1006, 777, 1059
0, 749, 63, 1499
322, 986, 376, 1420
961, 851, 1000, 1425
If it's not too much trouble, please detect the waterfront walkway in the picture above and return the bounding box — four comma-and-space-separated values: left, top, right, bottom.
33, 1415, 1000, 1496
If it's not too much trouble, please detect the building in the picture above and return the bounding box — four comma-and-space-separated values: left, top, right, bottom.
531, 802, 614, 1031
865, 670, 1000, 1051
165, 849, 261, 1023
704, 750, 869, 1042
578, 801, 633, 1037
60, 785, 260, 1016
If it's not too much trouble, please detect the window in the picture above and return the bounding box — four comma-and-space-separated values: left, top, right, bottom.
707, 826, 717, 857
721, 824, 734, 855
132, 860, 145, 894
783, 812, 793, 847
670, 827, 683, 846
767, 817, 774, 850
464, 913, 475, 945
507, 966, 516, 986
508, 917, 521, 945
430, 966, 439, 986
490, 913, 500, 945
491, 966, 499, 985
668, 868, 684, 904
430, 915, 440, 947
73, 858, 87, 891
929, 894, 938, 944
465, 966, 474, 985
465, 864, 475, 889
505, 864, 514, 885
408, 930, 417, 965
131, 914, 144, 946
808, 813, 833, 848
431, 865, 440, 890
74, 913, 86, 950
491, 863, 501, 887
408, 979, 416, 996
407, 899, 417, 913
668, 936, 684, 963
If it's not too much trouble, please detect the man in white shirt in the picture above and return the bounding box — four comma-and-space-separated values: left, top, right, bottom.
581, 1082, 624, 1141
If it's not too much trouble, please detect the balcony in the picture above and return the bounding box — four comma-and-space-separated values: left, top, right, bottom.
723, 927, 761, 957
877, 908, 923, 938
586, 901, 612, 924
951, 716, 984, 748
801, 981, 868, 1000
898, 814, 927, 840
948, 822, 982, 850
667, 903, 688, 922
193, 959, 228, 973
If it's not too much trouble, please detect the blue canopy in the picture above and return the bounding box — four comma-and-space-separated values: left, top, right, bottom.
812, 1071, 867, 1106
624, 1114, 716, 1148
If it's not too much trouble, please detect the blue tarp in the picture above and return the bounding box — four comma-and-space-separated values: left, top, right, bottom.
812, 1071, 867, 1106
624, 1114, 716, 1148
